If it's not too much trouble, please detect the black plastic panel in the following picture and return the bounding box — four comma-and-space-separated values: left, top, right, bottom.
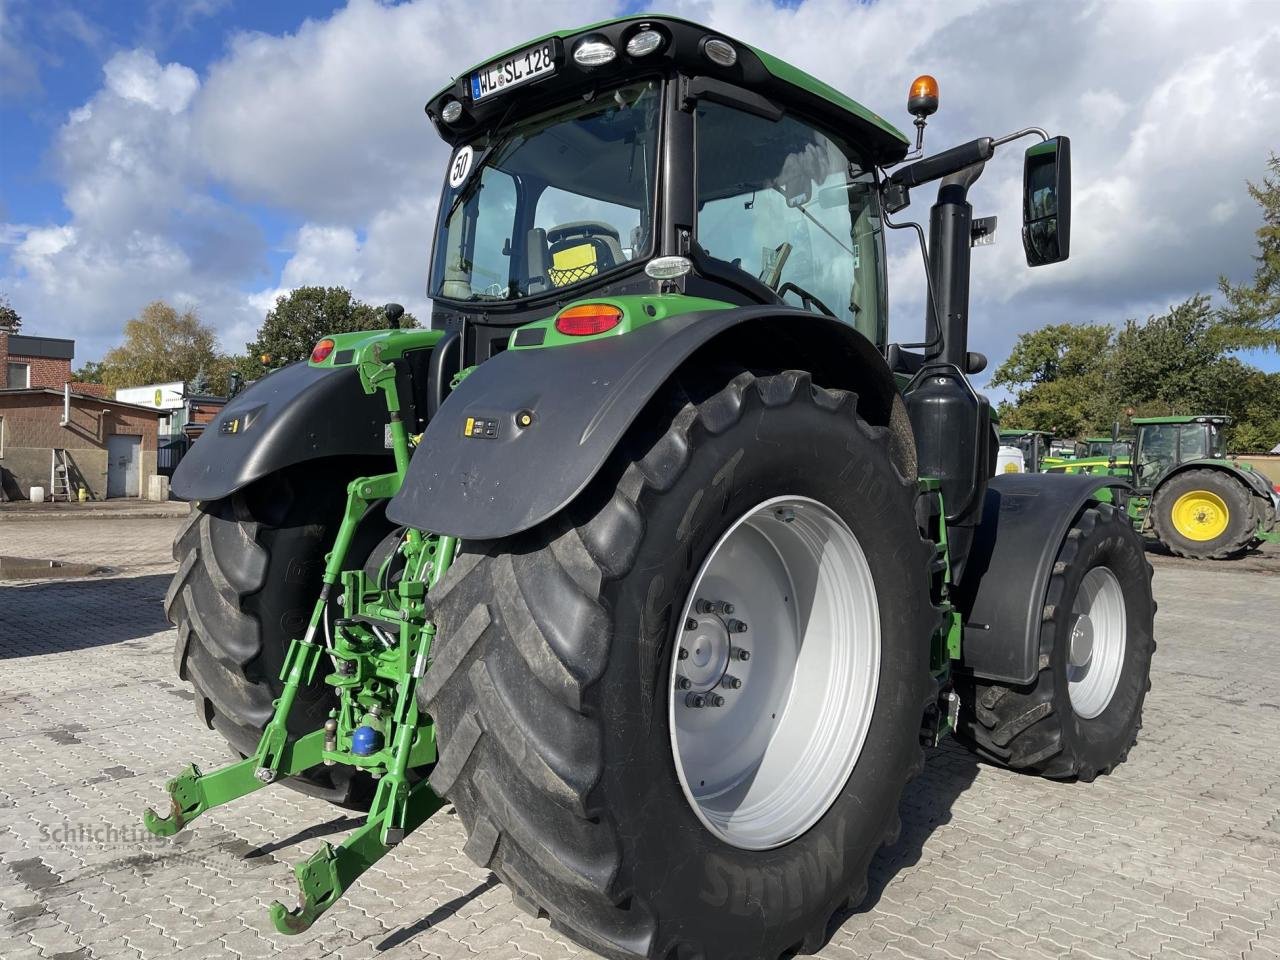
171, 361, 393, 501
953, 473, 1128, 685
388, 306, 899, 540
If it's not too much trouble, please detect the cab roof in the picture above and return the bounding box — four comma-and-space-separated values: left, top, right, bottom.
426, 14, 909, 162
1131, 415, 1231, 426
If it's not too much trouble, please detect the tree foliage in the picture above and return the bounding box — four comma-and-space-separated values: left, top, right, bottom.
989, 323, 1113, 436
204, 354, 268, 397
994, 295, 1280, 452
1217, 153, 1280, 351
0, 292, 21, 333
73, 360, 106, 383
248, 286, 419, 366
99, 301, 219, 390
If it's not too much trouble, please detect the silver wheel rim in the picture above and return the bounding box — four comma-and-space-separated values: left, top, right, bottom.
667, 495, 880, 850
1067, 566, 1127, 719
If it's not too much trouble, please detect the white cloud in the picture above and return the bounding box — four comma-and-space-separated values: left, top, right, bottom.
103, 48, 198, 113
1, 0, 1277, 377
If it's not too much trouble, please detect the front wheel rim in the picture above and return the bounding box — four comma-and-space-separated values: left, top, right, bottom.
667, 495, 880, 850
1066, 566, 1127, 719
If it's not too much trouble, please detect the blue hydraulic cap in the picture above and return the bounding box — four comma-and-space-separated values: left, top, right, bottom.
351, 725, 383, 756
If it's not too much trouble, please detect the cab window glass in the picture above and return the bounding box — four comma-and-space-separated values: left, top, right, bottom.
1138, 427, 1176, 484
1178, 424, 1207, 461
695, 100, 886, 345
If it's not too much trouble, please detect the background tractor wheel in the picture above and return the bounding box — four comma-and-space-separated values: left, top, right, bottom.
955, 502, 1155, 780
1152, 468, 1255, 560
165, 460, 391, 806
423, 369, 938, 960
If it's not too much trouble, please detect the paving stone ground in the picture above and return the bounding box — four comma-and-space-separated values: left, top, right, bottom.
1, 516, 1277, 960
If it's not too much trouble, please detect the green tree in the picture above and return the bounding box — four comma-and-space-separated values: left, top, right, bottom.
248, 287, 418, 366
205, 353, 268, 397
989, 323, 1114, 435
1218, 153, 1280, 351
73, 360, 106, 383
0, 292, 21, 333
99, 301, 219, 390
1106, 295, 1223, 412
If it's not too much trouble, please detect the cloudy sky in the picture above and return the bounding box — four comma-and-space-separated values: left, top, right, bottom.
2, 0, 1278, 392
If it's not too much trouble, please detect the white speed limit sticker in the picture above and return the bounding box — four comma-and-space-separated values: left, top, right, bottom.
448, 145, 474, 188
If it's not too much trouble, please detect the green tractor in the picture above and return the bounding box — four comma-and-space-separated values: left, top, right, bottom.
145, 16, 1157, 958
1045, 415, 1280, 558
997, 428, 1055, 472
1047, 435, 1134, 476
1126, 415, 1278, 559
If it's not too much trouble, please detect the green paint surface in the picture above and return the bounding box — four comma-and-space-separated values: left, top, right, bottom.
509, 294, 734, 350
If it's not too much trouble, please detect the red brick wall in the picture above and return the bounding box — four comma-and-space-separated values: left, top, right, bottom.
0, 332, 74, 389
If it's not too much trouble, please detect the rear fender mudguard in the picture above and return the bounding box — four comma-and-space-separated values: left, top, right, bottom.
386, 307, 905, 540
171, 362, 395, 501
952, 473, 1131, 685
1156, 459, 1276, 504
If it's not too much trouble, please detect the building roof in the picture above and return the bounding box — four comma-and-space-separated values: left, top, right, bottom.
3, 334, 75, 360
0, 387, 164, 417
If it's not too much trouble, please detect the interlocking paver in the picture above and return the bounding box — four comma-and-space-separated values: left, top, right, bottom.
2, 518, 1277, 960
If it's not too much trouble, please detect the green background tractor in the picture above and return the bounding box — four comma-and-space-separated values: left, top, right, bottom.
1045, 415, 1280, 558
145, 15, 1157, 958
1128, 415, 1279, 559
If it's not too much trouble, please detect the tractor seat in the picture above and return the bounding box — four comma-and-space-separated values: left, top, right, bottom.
545, 221, 625, 287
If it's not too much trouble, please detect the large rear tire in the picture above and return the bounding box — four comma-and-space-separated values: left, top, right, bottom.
955, 502, 1155, 780
423, 370, 937, 960
165, 461, 391, 805
1151, 468, 1255, 560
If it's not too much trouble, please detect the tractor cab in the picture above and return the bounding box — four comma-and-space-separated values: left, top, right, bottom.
1131, 415, 1229, 490
999, 428, 1054, 472
1081, 436, 1132, 459
424, 17, 917, 364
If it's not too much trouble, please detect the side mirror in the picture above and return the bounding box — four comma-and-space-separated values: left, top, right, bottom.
1022, 136, 1071, 266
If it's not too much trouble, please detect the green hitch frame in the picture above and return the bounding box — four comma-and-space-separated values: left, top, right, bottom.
143, 326, 457, 934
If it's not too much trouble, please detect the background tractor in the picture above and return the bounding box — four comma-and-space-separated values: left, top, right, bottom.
1127, 415, 1278, 559
1045, 415, 1280, 558
145, 15, 1156, 959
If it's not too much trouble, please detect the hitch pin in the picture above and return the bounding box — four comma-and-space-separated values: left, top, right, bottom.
370, 625, 396, 649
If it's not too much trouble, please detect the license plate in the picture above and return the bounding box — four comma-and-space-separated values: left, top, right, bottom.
470, 42, 556, 102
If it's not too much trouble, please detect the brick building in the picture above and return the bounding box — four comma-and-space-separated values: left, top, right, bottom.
0, 389, 162, 500
0, 332, 162, 500
1, 331, 75, 389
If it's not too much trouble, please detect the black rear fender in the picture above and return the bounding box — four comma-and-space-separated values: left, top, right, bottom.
173, 361, 403, 501
386, 306, 911, 540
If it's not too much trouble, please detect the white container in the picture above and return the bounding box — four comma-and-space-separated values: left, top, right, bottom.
30, 485, 46, 503
995, 446, 1024, 475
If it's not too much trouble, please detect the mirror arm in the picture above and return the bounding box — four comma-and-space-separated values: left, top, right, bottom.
991, 126, 1049, 148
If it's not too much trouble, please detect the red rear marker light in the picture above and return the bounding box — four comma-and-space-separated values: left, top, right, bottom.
310, 338, 336, 364
555, 303, 623, 337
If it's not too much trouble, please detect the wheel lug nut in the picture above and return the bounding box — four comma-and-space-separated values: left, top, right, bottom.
728, 619, 748, 633
685, 617, 698, 631
731, 647, 750, 661
695, 599, 734, 616
676, 676, 691, 690
721, 675, 742, 689
678, 648, 689, 660
706, 693, 725, 707
685, 693, 707, 708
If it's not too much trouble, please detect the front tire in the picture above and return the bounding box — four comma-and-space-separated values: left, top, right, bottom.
955, 502, 1155, 780
423, 370, 937, 960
